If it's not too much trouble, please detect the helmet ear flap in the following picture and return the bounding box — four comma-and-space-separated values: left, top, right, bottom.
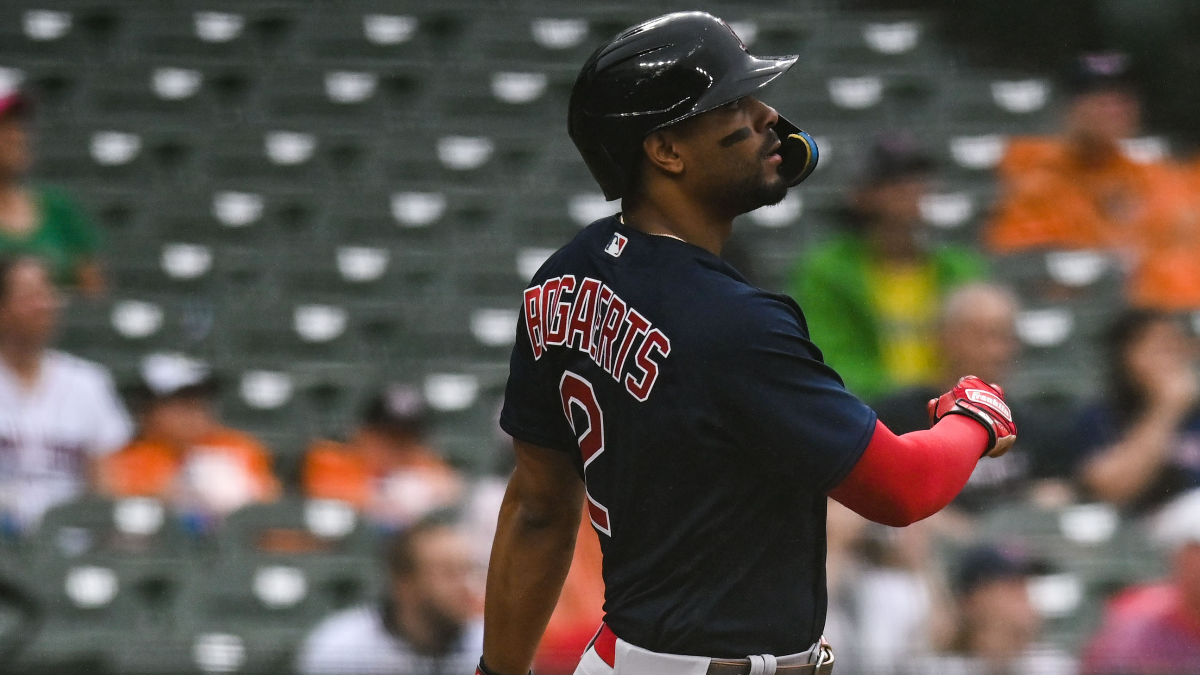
774, 116, 819, 187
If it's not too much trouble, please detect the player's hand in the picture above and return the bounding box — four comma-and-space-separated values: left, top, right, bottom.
927, 376, 1017, 458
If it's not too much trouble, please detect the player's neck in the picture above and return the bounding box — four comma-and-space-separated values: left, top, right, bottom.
0, 340, 44, 389
620, 196, 730, 256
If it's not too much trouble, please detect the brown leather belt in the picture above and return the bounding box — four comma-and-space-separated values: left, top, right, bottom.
591, 624, 836, 675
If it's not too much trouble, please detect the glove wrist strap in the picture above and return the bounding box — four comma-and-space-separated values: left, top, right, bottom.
944, 407, 998, 457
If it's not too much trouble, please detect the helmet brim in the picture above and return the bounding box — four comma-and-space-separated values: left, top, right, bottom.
651, 54, 798, 133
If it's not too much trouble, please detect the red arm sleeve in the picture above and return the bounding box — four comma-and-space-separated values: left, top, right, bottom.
828, 416, 988, 527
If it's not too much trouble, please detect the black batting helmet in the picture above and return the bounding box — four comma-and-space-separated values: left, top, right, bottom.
568, 11, 819, 201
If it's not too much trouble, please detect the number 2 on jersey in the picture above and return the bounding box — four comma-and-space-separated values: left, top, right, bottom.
559, 371, 612, 536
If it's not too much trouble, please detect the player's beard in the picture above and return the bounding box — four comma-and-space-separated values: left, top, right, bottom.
719, 134, 789, 216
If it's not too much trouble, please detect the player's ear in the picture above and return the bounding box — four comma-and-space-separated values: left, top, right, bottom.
642, 130, 685, 177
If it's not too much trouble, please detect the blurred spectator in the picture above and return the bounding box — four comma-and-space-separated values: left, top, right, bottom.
985, 52, 1200, 310
0, 92, 105, 296
1082, 488, 1200, 674
825, 500, 952, 675
1068, 310, 1200, 512
792, 134, 987, 401
0, 255, 130, 532
303, 383, 463, 529
296, 512, 483, 675
1124, 158, 1200, 311
97, 353, 279, 526
986, 52, 1148, 253
907, 544, 1076, 675
874, 284, 1075, 514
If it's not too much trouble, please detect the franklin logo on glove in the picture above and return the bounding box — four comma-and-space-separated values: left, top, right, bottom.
928, 376, 1018, 458
964, 389, 1011, 421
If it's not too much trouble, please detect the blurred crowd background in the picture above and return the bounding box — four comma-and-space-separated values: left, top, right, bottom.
3, 0, 1200, 674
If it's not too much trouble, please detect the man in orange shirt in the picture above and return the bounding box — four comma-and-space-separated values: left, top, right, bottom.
987, 52, 1200, 310
303, 383, 462, 529
1129, 161, 1200, 311
97, 354, 279, 525
987, 52, 1153, 254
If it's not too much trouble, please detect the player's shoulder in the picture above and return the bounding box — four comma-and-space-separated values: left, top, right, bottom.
528, 215, 623, 283
685, 271, 808, 348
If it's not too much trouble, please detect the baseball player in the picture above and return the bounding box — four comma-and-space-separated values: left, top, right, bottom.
480, 12, 1016, 675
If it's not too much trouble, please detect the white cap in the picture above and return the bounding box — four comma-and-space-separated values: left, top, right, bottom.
1152, 489, 1200, 550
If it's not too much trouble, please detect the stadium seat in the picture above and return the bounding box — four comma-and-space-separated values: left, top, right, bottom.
123, 7, 295, 66
0, 5, 110, 65
296, 2, 466, 65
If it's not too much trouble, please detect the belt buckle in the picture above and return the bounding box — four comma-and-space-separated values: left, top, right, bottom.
813, 637, 834, 673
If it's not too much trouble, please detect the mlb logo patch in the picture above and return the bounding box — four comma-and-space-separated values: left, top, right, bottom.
605, 233, 628, 258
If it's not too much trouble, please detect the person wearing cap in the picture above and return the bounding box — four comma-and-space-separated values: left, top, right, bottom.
1081, 488, 1200, 674
791, 133, 988, 402
0, 91, 106, 296
97, 354, 279, 525
906, 544, 1076, 675
302, 383, 463, 529
0, 255, 131, 532
985, 53, 1200, 311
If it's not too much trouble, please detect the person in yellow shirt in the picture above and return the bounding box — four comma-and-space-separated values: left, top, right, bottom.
98, 355, 280, 527
792, 134, 987, 401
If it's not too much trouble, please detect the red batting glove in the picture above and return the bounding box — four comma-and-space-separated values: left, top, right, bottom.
927, 376, 1017, 458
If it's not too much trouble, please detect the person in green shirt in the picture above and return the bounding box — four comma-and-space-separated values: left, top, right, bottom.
791, 134, 987, 402
0, 91, 105, 296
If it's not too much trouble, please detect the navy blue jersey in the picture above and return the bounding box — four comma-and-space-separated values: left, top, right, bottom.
500, 215, 876, 658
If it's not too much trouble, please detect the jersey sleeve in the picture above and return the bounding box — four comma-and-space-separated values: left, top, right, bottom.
711, 293, 878, 494
499, 301, 578, 454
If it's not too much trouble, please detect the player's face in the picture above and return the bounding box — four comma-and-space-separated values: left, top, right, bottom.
675, 95, 789, 215
0, 258, 60, 348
